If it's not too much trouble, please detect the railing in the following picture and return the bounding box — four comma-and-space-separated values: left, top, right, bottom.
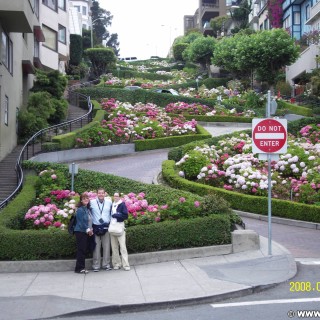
0, 80, 97, 210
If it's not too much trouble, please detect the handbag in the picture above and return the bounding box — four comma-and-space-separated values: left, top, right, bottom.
68, 214, 77, 235
108, 218, 125, 237
92, 223, 108, 236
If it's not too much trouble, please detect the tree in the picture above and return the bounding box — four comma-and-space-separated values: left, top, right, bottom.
253, 29, 300, 86
91, 0, 119, 55
183, 36, 216, 74
31, 69, 67, 99
173, 43, 189, 61
212, 29, 300, 89
85, 48, 116, 77
210, 16, 230, 38
69, 34, 83, 65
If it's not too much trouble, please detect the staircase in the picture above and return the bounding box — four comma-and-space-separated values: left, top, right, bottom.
0, 102, 90, 205
0, 145, 23, 203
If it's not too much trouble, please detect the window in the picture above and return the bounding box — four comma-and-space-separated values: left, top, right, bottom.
283, 16, 290, 29
306, 5, 310, 20
74, 5, 80, 12
2, 32, 13, 74
29, 0, 39, 17
42, 25, 57, 51
58, 24, 66, 44
34, 38, 40, 58
82, 6, 87, 15
293, 12, 301, 24
58, 0, 66, 10
4, 95, 9, 126
42, 0, 57, 11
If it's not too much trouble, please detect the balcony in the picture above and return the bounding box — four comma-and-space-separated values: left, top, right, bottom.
0, 0, 33, 33
306, 0, 320, 25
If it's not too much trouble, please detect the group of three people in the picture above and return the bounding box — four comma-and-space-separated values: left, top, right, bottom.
74, 188, 130, 274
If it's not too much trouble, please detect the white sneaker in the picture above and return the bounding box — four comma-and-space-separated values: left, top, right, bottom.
113, 266, 120, 270
123, 266, 130, 271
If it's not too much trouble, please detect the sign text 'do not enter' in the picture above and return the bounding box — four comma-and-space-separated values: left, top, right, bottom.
252, 118, 287, 154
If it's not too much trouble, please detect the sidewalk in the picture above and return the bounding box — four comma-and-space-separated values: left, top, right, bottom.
0, 236, 296, 320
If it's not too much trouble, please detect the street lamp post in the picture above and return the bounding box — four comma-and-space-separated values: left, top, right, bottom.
90, 17, 104, 48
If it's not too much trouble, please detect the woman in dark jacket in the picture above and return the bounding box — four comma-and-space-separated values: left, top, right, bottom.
110, 192, 130, 271
74, 192, 93, 274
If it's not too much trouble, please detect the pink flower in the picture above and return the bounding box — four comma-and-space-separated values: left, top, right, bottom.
194, 201, 200, 208
51, 174, 57, 180
179, 197, 186, 203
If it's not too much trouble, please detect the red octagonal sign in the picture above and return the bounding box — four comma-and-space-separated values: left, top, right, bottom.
252, 118, 287, 154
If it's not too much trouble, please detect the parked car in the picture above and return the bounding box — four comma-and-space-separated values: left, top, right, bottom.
153, 88, 179, 95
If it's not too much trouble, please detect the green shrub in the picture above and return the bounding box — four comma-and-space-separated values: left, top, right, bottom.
277, 100, 313, 117
179, 149, 209, 179
201, 193, 232, 215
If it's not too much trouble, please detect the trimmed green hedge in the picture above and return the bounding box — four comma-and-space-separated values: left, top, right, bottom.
162, 160, 320, 223
183, 114, 252, 123
0, 163, 231, 260
277, 100, 313, 117
134, 125, 212, 151
52, 109, 105, 149
78, 87, 218, 108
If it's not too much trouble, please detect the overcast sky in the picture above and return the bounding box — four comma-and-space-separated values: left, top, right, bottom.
99, 0, 198, 59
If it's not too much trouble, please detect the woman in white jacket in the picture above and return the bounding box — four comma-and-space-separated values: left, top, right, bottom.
110, 192, 130, 271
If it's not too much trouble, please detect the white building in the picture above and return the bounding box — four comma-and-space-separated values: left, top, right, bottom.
0, 0, 71, 161
68, 0, 92, 31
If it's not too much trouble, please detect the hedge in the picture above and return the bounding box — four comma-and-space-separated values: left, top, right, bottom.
78, 87, 218, 108
162, 160, 320, 223
277, 100, 314, 117
0, 163, 231, 260
51, 109, 105, 149
134, 125, 212, 151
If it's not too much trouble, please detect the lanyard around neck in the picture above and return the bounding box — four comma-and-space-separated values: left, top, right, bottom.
96, 199, 105, 215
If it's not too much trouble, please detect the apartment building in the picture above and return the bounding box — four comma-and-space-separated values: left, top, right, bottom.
184, 0, 227, 35
69, 0, 92, 31
0, 0, 70, 161
285, 0, 319, 85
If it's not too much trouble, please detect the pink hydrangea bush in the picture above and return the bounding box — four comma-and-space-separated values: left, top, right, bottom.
75, 99, 197, 147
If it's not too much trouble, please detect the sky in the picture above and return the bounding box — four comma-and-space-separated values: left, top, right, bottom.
99, 0, 199, 59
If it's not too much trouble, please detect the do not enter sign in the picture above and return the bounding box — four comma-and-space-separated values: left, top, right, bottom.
252, 118, 287, 154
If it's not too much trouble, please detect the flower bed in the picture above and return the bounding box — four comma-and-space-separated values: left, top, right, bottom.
23, 178, 203, 231
75, 99, 198, 148
175, 124, 320, 205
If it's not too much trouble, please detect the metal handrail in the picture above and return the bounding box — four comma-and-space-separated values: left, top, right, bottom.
0, 82, 95, 210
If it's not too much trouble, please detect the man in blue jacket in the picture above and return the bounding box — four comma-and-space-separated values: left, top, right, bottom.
90, 188, 112, 272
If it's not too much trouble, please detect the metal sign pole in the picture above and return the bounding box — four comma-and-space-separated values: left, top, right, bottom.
266, 90, 272, 255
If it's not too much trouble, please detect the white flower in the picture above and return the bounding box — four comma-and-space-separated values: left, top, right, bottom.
300, 162, 306, 168
179, 171, 185, 177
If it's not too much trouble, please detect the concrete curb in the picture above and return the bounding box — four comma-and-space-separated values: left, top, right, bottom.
0, 244, 233, 273
236, 210, 320, 230
38, 284, 278, 319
